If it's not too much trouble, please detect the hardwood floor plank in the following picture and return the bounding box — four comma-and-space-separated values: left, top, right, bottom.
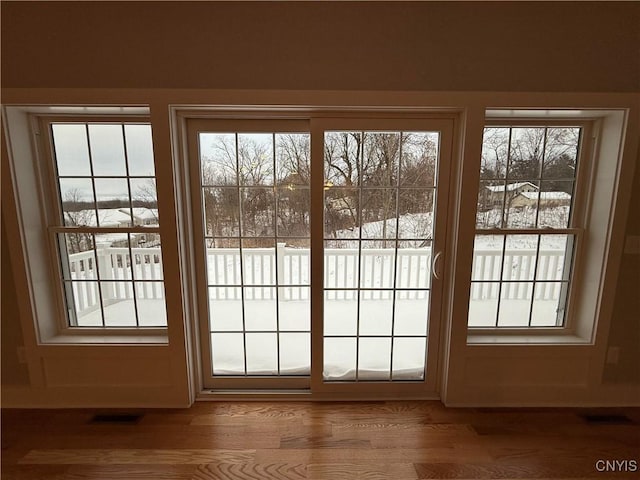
280, 435, 371, 449
488, 445, 640, 463
7, 425, 282, 450
18, 449, 255, 465
307, 462, 418, 480
1, 465, 70, 480
471, 422, 640, 438
332, 423, 477, 445
351, 423, 475, 432
255, 447, 493, 464
191, 414, 303, 426
4, 464, 197, 480
193, 463, 306, 480
66, 465, 197, 479
414, 460, 640, 479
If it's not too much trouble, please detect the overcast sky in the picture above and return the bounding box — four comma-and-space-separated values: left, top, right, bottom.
53, 123, 155, 202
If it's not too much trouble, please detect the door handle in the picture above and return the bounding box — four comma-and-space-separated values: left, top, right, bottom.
432, 251, 443, 280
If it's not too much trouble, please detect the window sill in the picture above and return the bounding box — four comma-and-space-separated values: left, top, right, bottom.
467, 331, 591, 345
42, 329, 168, 345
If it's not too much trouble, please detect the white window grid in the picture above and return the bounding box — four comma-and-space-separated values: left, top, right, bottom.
42, 119, 166, 328
322, 130, 439, 381
469, 124, 585, 328
199, 131, 311, 377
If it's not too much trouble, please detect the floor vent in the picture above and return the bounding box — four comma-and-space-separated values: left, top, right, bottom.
90, 413, 143, 424
581, 414, 633, 425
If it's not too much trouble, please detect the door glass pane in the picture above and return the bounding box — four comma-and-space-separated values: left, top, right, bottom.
359, 338, 391, 380
246, 333, 278, 374
392, 338, 426, 380
209, 287, 243, 331
211, 333, 244, 375
324, 290, 358, 336
200, 131, 310, 380
394, 290, 429, 336
359, 295, 393, 336
323, 130, 438, 382
280, 333, 310, 375
324, 337, 357, 381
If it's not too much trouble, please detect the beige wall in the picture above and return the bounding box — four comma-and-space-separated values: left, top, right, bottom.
603, 155, 640, 384
1, 1, 639, 400
1, 211, 30, 385
2, 2, 639, 92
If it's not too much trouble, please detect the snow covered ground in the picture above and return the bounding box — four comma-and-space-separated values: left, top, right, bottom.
74, 207, 569, 379
78, 289, 560, 379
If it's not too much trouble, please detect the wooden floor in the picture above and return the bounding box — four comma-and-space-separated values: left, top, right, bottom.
2, 401, 639, 479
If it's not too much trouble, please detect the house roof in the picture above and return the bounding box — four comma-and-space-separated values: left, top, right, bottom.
131, 208, 159, 221
485, 181, 539, 193
518, 191, 571, 201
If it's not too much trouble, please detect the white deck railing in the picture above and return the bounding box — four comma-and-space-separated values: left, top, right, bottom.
67, 244, 567, 316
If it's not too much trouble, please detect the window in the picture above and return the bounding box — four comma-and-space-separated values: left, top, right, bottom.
468, 123, 584, 328
44, 120, 167, 328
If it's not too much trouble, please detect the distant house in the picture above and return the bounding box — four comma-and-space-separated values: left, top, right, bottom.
485, 181, 538, 197
480, 181, 539, 209
327, 195, 356, 214
64, 208, 133, 228
511, 191, 571, 208
130, 208, 159, 226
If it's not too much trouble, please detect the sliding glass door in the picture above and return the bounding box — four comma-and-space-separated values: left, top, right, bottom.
188, 116, 452, 394
312, 118, 452, 395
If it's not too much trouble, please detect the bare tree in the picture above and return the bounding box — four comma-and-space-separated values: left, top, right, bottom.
61, 188, 94, 253
276, 134, 311, 239
132, 178, 159, 223
323, 132, 361, 236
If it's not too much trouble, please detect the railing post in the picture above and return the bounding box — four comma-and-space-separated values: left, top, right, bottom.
277, 242, 286, 301
96, 242, 113, 304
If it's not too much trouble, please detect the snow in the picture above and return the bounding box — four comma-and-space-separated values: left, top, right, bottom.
64, 207, 158, 227
476, 205, 570, 229
485, 181, 538, 192
72, 208, 569, 380
518, 191, 571, 201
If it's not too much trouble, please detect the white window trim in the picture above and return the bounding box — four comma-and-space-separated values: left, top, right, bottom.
176, 109, 458, 395
464, 109, 633, 344
2, 106, 168, 344
466, 119, 590, 332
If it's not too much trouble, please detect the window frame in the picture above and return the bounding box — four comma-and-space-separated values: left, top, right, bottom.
466, 119, 594, 333
37, 116, 169, 332
463, 111, 632, 345
186, 117, 312, 390
311, 116, 454, 395
7, 110, 169, 341
181, 111, 456, 394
